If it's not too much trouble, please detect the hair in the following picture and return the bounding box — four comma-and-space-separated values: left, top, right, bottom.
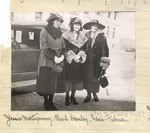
70, 23, 83, 33
48, 20, 54, 26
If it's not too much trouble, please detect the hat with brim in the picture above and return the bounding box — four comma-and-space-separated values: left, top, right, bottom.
46, 13, 64, 23
83, 19, 105, 30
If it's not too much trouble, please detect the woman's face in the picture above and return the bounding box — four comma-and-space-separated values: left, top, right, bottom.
73, 23, 81, 32
91, 24, 99, 32
53, 19, 62, 28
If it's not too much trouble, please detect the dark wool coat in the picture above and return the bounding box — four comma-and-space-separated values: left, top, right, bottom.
85, 31, 109, 78
36, 28, 66, 96
64, 38, 87, 82
83, 30, 109, 93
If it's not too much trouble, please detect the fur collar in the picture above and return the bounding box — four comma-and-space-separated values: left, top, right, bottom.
45, 24, 62, 39
62, 31, 88, 48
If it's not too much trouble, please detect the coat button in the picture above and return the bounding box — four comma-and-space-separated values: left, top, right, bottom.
93, 54, 95, 56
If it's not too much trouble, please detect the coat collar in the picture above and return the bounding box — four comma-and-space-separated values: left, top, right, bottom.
87, 30, 104, 47
45, 24, 62, 39
62, 31, 88, 48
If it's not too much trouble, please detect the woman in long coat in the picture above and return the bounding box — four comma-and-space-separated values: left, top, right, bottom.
36, 13, 65, 110
62, 17, 88, 106
83, 19, 109, 102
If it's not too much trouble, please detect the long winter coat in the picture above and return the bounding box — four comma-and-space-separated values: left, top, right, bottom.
36, 26, 66, 95
83, 30, 109, 93
62, 30, 88, 91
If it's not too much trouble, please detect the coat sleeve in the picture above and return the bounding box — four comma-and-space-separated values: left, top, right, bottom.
63, 38, 72, 51
61, 39, 67, 56
80, 41, 88, 53
99, 34, 109, 57
44, 48, 56, 59
40, 29, 56, 60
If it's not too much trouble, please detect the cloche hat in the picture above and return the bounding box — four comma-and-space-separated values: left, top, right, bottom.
46, 13, 64, 23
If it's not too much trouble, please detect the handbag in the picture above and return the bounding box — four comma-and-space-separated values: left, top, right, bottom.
44, 48, 64, 73
52, 62, 63, 73
99, 76, 108, 88
98, 69, 109, 88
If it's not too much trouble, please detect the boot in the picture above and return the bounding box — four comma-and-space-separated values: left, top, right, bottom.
70, 90, 79, 105
70, 95, 79, 105
49, 94, 57, 110
44, 95, 51, 111
84, 92, 91, 103
93, 93, 99, 102
65, 94, 70, 106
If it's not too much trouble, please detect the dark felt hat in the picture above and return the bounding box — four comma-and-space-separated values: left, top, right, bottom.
46, 13, 64, 23
83, 19, 105, 30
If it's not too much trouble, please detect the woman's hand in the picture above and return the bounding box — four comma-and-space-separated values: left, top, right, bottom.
54, 55, 64, 64
59, 55, 64, 62
74, 54, 80, 63
66, 50, 76, 64
54, 56, 60, 64
80, 55, 87, 63
78, 51, 87, 64
77, 51, 85, 56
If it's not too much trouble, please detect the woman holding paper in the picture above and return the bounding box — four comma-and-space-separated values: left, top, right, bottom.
36, 13, 65, 111
83, 19, 110, 102
62, 17, 88, 106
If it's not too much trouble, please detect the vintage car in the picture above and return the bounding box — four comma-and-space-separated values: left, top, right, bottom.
11, 23, 66, 94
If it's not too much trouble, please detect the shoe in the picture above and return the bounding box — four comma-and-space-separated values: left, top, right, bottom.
93, 93, 99, 102
70, 96, 79, 105
44, 101, 51, 111
65, 95, 70, 106
49, 102, 57, 110
84, 94, 91, 103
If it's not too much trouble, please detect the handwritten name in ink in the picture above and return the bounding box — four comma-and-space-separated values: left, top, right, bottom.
3, 113, 53, 127
4, 112, 146, 127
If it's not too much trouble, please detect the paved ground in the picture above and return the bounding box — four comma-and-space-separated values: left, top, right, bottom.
11, 49, 136, 111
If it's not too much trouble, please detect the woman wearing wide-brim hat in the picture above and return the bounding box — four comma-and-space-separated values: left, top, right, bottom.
62, 17, 88, 106
83, 19, 109, 102
36, 13, 66, 111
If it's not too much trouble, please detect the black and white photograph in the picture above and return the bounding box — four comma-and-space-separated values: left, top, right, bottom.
11, 11, 135, 111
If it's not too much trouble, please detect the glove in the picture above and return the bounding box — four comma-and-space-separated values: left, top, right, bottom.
54, 56, 60, 64
77, 51, 85, 56
54, 55, 64, 64
59, 55, 64, 63
66, 50, 76, 64
80, 55, 87, 63
78, 51, 87, 64
74, 54, 80, 63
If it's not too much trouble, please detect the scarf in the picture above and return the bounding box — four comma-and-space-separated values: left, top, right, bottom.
45, 24, 62, 39
62, 31, 88, 48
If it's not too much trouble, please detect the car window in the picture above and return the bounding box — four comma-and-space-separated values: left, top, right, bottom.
28, 32, 34, 40
12, 26, 41, 50
16, 30, 22, 43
